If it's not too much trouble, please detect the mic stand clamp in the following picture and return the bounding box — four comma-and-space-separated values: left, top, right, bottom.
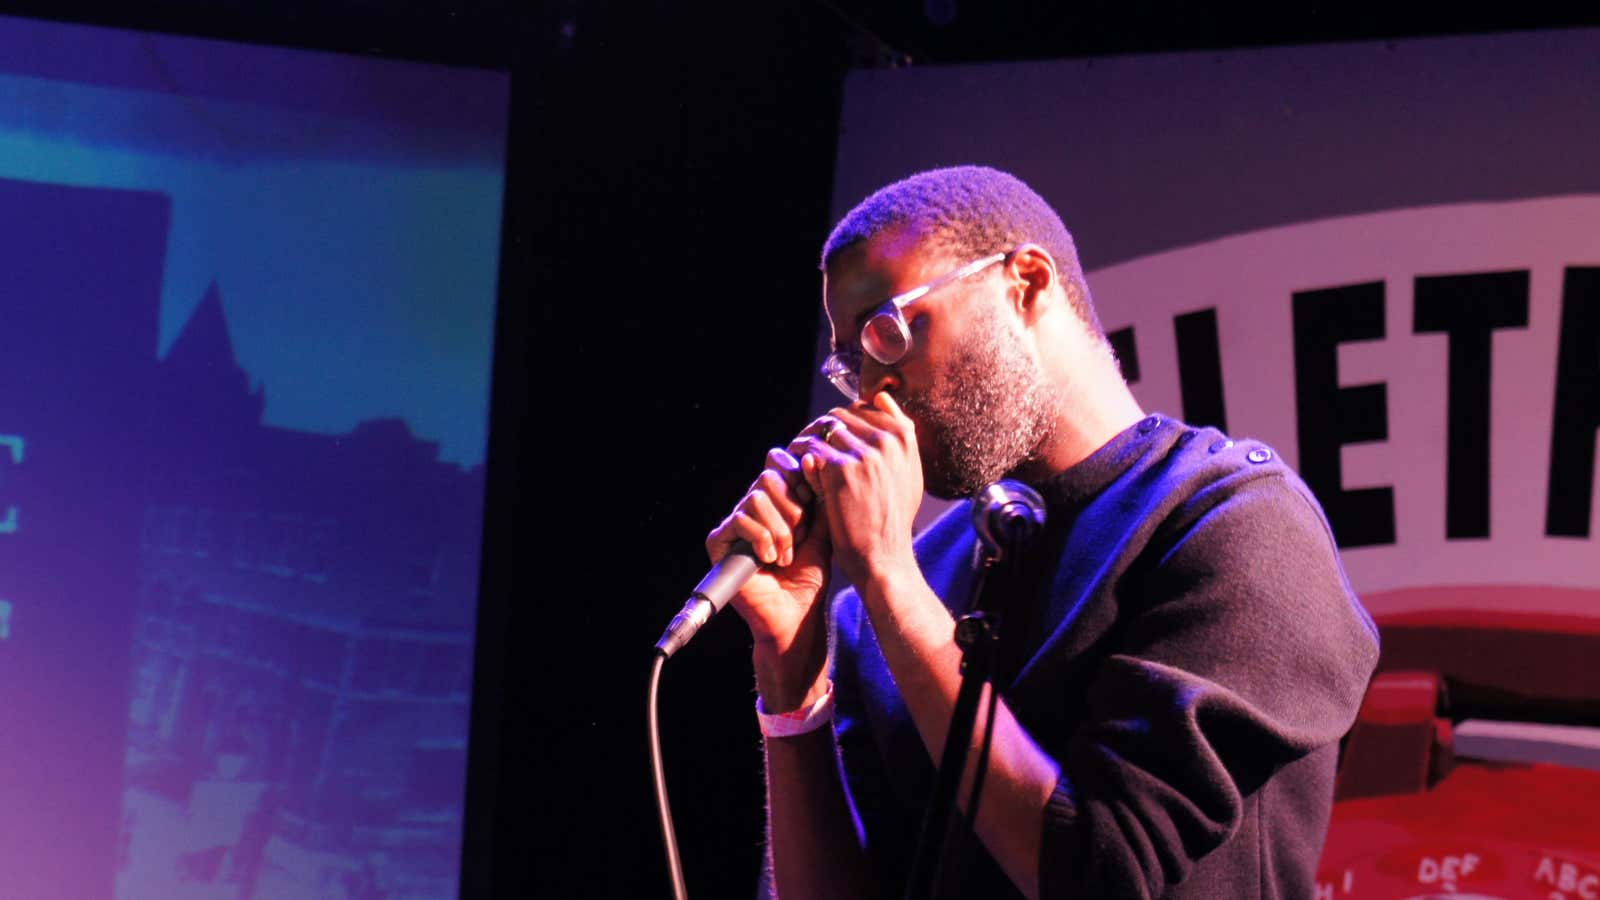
904, 480, 1045, 900
953, 610, 994, 672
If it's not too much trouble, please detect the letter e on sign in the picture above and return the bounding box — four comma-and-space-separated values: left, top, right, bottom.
0, 433, 21, 534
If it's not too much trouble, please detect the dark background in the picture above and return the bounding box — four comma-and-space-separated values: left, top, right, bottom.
2, 1, 1597, 897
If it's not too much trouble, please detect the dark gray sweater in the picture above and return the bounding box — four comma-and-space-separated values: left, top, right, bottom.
832, 414, 1380, 899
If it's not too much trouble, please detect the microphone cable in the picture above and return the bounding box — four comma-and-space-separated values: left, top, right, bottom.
648, 649, 690, 900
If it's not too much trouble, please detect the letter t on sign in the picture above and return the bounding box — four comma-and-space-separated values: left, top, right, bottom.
1413, 271, 1530, 539
0, 434, 21, 534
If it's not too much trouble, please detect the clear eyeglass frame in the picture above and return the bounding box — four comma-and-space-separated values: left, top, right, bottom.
820, 249, 1010, 401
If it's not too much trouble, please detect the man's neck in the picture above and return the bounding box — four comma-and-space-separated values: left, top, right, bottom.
1020, 373, 1146, 483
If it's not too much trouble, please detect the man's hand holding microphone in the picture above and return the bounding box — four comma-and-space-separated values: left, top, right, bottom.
700, 391, 926, 715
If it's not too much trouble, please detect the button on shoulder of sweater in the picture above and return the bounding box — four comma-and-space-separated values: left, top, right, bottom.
1208, 438, 1233, 454
1137, 415, 1161, 434
1247, 447, 1273, 464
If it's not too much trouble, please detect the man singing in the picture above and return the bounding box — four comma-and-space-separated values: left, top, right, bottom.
706, 165, 1378, 898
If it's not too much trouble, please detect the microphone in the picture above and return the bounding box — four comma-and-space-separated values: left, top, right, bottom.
658, 418, 841, 659
655, 480, 1047, 658
972, 480, 1046, 560
654, 540, 761, 658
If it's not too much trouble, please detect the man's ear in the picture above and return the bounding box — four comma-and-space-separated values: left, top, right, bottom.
1007, 243, 1059, 324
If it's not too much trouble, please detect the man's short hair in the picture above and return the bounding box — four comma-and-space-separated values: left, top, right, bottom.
822, 165, 1103, 337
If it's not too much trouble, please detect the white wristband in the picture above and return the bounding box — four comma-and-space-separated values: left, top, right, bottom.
756, 681, 835, 738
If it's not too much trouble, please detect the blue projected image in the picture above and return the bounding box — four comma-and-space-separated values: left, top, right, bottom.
0, 15, 507, 900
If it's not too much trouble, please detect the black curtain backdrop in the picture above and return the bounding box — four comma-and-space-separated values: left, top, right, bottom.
501, 6, 847, 897
1, 2, 1596, 898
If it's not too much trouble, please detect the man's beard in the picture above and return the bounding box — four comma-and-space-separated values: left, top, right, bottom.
898, 313, 1055, 500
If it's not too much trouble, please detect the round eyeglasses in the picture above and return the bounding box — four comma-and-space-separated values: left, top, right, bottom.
820, 250, 1010, 401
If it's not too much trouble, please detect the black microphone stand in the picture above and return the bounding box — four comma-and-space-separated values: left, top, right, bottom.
904, 482, 1045, 900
